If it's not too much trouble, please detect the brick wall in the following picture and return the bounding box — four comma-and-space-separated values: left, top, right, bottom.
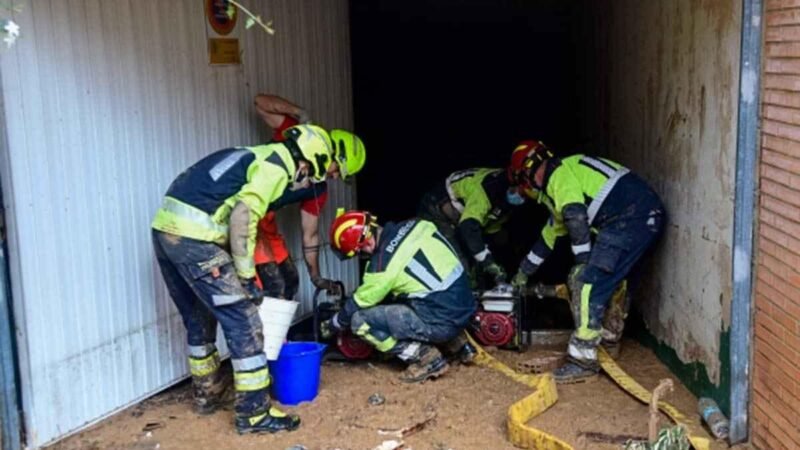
752, 2, 800, 448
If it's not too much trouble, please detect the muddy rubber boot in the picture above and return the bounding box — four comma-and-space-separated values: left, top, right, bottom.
235, 406, 301, 435
441, 333, 477, 365
192, 370, 232, 415
400, 345, 449, 383
553, 357, 600, 384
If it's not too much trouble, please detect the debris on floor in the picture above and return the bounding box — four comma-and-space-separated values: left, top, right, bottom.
48, 340, 727, 450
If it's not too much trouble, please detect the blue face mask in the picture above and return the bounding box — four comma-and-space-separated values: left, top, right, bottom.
506, 189, 525, 206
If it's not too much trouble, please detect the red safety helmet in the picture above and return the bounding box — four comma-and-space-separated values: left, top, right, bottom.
507, 140, 554, 191
329, 209, 377, 259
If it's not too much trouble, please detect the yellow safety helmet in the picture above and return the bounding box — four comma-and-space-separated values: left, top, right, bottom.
329, 129, 366, 180
282, 124, 333, 182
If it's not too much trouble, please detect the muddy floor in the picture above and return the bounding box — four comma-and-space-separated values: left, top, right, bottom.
50, 340, 731, 450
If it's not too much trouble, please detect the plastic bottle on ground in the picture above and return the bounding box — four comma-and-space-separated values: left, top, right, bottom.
697, 397, 729, 440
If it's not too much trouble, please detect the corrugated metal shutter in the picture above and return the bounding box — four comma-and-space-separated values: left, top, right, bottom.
0, 1, 356, 446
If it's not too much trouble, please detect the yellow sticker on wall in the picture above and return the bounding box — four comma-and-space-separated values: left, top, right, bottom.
208, 38, 241, 65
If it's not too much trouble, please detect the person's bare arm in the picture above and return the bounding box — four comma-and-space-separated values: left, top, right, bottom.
254, 94, 310, 128
301, 208, 322, 280
301, 208, 341, 294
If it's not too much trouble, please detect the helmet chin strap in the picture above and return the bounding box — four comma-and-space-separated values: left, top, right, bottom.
290, 166, 311, 191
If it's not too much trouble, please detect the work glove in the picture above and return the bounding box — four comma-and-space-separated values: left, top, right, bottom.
479, 260, 507, 284
242, 278, 263, 302
320, 313, 343, 340
311, 276, 343, 296
511, 271, 529, 293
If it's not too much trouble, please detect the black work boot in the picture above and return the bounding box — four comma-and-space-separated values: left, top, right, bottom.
192, 369, 232, 415
235, 406, 301, 434
553, 357, 600, 384
399, 345, 449, 383
554, 335, 601, 384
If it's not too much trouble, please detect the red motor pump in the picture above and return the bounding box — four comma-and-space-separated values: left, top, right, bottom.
470, 287, 523, 350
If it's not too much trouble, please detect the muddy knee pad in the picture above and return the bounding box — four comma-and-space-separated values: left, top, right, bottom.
602, 281, 629, 342
350, 310, 400, 353
567, 265, 586, 328
350, 310, 367, 335
279, 258, 299, 299
256, 262, 286, 298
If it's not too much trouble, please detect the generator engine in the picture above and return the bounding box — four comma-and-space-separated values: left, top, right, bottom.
470, 285, 524, 350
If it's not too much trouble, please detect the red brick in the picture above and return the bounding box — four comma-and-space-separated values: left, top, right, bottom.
765, 73, 800, 90
756, 334, 800, 386
759, 244, 800, 298
768, 0, 800, 11
765, 104, 800, 127
754, 390, 800, 446
766, 57, 800, 74
755, 350, 799, 396
752, 403, 783, 449
767, 25, 800, 43
753, 371, 772, 401
761, 222, 800, 262
758, 274, 800, 320
762, 179, 800, 208
752, 431, 768, 450
758, 265, 800, 316
760, 209, 800, 242
762, 191, 800, 221
755, 309, 787, 341
755, 19, 800, 448
763, 146, 800, 174
763, 118, 800, 142
763, 89, 800, 109
754, 328, 799, 368
768, 9, 800, 27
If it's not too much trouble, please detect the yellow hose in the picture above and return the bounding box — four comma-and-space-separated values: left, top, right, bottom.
598, 347, 710, 450
467, 334, 711, 450
468, 334, 572, 449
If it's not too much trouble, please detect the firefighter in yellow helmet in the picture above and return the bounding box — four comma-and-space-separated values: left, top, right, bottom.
252, 94, 366, 301
151, 123, 338, 434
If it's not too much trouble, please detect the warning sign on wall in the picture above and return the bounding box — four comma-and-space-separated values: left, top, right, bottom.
206, 0, 241, 65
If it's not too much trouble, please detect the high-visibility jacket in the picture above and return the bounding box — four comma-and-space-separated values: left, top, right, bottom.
444, 168, 512, 263
352, 219, 473, 325
152, 143, 296, 278
524, 154, 630, 267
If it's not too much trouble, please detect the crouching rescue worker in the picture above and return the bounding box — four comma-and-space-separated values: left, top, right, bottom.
322, 211, 477, 382
417, 168, 516, 288
252, 94, 366, 299
507, 141, 665, 383
151, 124, 338, 433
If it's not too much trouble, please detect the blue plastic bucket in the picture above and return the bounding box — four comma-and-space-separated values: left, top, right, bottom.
268, 341, 327, 405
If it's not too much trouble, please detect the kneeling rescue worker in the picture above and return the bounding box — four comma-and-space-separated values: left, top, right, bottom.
323, 210, 477, 382
151, 124, 339, 434
417, 167, 516, 288
507, 141, 665, 383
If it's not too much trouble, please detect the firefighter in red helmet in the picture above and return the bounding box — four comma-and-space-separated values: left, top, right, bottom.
322, 210, 477, 383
